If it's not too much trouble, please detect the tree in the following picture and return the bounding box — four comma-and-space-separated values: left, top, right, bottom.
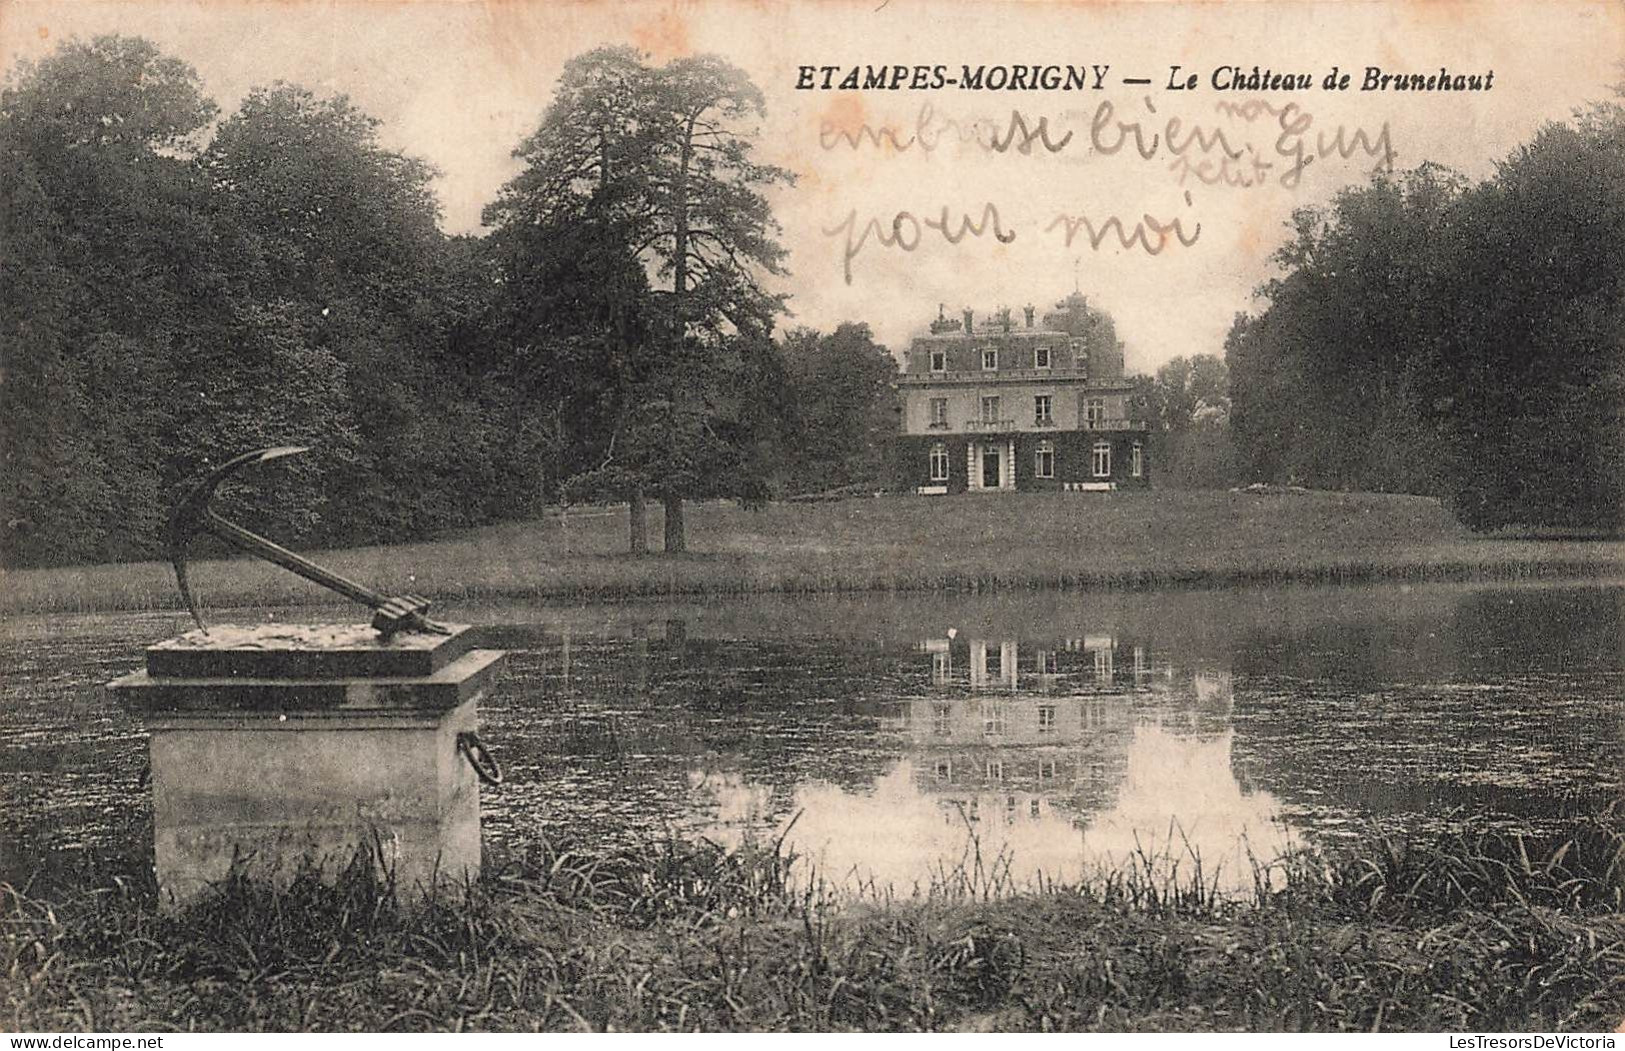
487, 48, 794, 553
482, 200, 658, 525
778, 323, 898, 493
1151, 355, 1229, 433
0, 36, 226, 564
1228, 106, 1625, 529
202, 83, 478, 544
1227, 166, 1462, 495
1413, 110, 1625, 529
0, 141, 112, 565
1130, 354, 1235, 489
1225, 312, 1296, 484
484, 47, 665, 549
1, 36, 534, 568
640, 55, 794, 551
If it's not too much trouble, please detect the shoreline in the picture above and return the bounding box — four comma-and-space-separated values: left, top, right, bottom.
4, 548, 1623, 619
4, 491, 1623, 617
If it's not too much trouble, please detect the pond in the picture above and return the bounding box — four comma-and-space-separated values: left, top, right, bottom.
3, 580, 1622, 891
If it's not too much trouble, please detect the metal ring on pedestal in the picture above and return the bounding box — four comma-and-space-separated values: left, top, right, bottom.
456, 730, 504, 786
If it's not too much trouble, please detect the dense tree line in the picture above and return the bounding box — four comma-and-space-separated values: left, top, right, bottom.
0, 38, 501, 566
13, 36, 1612, 569
0, 37, 897, 568
1228, 100, 1625, 530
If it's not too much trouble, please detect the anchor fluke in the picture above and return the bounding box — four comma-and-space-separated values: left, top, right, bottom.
166, 445, 449, 638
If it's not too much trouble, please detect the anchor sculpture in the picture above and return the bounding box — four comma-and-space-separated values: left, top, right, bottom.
166, 446, 450, 638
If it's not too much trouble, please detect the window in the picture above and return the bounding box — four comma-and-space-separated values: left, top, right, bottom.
1034, 344, 1051, 369
930, 349, 947, 372
981, 347, 998, 370
933, 702, 952, 737
1034, 395, 1053, 425
929, 442, 950, 481
1038, 758, 1057, 780
980, 396, 1001, 424
934, 758, 953, 782
1037, 704, 1056, 733
929, 398, 949, 429
981, 700, 1006, 736
1085, 397, 1105, 427
1092, 440, 1112, 478
985, 759, 1004, 782
1131, 441, 1143, 477
1094, 646, 1114, 682
1035, 440, 1055, 479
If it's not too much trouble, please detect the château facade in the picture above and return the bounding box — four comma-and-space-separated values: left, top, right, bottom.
895, 295, 1149, 494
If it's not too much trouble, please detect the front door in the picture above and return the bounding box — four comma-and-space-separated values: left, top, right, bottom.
982, 445, 1001, 489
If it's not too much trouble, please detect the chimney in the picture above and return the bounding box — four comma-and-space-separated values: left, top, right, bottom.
999, 307, 1012, 333
1024, 304, 1035, 328
962, 308, 974, 334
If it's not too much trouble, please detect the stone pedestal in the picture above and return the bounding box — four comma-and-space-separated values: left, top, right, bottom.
106, 624, 506, 906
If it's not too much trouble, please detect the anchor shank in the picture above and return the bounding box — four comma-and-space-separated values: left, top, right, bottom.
204, 510, 386, 611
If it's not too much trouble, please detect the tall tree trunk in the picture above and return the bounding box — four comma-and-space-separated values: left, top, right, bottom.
663, 492, 686, 552
673, 118, 693, 302
628, 487, 647, 554
654, 116, 697, 559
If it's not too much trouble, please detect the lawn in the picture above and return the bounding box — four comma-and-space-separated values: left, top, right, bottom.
3, 489, 1623, 615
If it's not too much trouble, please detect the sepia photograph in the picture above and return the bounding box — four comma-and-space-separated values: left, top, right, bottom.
2, 0, 1623, 1036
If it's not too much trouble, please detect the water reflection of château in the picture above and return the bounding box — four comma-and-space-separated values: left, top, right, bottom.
881, 632, 1239, 834
485, 608, 1296, 888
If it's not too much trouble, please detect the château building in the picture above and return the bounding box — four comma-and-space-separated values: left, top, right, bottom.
894, 295, 1149, 493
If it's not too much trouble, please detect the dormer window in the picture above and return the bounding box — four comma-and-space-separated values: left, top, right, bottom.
930, 349, 947, 372
981, 347, 998, 370
1034, 345, 1051, 369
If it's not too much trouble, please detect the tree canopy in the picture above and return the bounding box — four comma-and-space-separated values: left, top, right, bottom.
0, 36, 491, 566
483, 46, 794, 552
1227, 105, 1625, 529
778, 323, 898, 494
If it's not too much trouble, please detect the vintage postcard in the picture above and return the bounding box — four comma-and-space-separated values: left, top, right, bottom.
2, 0, 1623, 1036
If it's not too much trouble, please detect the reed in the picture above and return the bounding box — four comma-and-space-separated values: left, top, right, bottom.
5, 813, 1622, 1032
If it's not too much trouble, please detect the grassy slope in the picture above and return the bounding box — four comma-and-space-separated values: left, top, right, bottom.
3, 490, 1623, 615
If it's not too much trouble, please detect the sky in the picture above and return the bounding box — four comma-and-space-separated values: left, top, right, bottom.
3, 0, 1621, 372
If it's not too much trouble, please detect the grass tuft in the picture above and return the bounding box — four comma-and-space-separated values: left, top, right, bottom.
5, 813, 1623, 1032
